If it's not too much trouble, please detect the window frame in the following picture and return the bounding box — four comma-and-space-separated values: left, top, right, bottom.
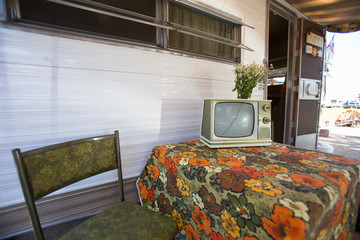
165, 0, 246, 61
3, 0, 254, 62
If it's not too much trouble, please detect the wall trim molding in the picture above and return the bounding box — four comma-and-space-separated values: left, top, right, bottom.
0, 177, 139, 239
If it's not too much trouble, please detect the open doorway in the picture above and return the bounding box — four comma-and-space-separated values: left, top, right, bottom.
317, 31, 360, 160
267, 9, 289, 143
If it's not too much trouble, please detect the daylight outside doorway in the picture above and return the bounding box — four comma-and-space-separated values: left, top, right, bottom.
318, 31, 360, 160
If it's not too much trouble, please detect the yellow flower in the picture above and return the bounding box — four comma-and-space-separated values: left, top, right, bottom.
221, 210, 241, 238
176, 177, 190, 196
180, 152, 197, 158
300, 160, 329, 168
342, 202, 350, 225
244, 179, 283, 196
264, 164, 289, 173
218, 149, 236, 155
172, 209, 184, 229
316, 229, 327, 240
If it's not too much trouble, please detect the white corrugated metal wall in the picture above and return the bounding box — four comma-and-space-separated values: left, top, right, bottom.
0, 0, 267, 208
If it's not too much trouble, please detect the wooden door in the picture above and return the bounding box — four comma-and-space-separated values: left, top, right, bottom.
292, 18, 325, 149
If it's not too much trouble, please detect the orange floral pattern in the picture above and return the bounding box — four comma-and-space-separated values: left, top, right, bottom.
146, 165, 160, 179
185, 224, 200, 240
137, 141, 360, 240
319, 171, 349, 197
189, 158, 211, 166
138, 181, 148, 200
328, 156, 358, 165
192, 205, 212, 235
245, 147, 264, 153
154, 146, 169, 164
243, 236, 259, 240
290, 173, 327, 188
217, 157, 245, 167
262, 204, 306, 240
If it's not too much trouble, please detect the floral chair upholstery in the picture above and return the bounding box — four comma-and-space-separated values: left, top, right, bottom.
12, 130, 178, 240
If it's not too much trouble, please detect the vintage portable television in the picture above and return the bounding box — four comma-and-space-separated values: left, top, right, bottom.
200, 99, 272, 148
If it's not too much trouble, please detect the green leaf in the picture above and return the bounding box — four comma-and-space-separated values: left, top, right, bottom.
229, 208, 238, 217
246, 220, 256, 232
227, 193, 240, 208
239, 194, 247, 206
237, 217, 245, 228
251, 214, 260, 225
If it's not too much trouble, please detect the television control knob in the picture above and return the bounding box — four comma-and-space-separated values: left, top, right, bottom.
263, 117, 271, 124
263, 104, 271, 112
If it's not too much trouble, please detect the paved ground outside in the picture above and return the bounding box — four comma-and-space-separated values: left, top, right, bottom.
318, 126, 360, 160
318, 107, 360, 160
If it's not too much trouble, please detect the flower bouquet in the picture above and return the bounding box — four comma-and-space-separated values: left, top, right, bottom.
232, 62, 268, 99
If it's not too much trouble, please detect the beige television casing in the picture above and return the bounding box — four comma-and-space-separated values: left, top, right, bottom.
200, 99, 272, 148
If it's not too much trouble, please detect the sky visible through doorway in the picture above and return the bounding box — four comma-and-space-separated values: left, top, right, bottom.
325, 31, 360, 103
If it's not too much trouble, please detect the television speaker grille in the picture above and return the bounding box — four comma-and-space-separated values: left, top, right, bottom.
259, 127, 271, 139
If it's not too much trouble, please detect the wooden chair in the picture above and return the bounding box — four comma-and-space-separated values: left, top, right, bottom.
12, 130, 178, 240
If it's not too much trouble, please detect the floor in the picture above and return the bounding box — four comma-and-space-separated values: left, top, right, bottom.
318, 126, 360, 160
4, 217, 91, 240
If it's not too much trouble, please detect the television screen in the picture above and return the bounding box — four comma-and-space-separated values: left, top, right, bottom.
214, 102, 254, 138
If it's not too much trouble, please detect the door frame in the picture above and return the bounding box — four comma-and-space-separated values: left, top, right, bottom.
267, 0, 297, 145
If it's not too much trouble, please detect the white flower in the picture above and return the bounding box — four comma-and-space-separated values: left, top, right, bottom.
204, 165, 223, 173
317, 156, 328, 161
164, 144, 175, 149
192, 193, 204, 209
334, 224, 344, 239
149, 201, 159, 212
279, 197, 310, 222
233, 155, 246, 161
275, 174, 293, 182
159, 171, 167, 183
179, 157, 190, 166
323, 185, 338, 208
331, 168, 351, 181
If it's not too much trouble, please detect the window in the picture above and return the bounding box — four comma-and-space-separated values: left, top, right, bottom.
168, 1, 240, 61
12, 0, 157, 44
6, 0, 252, 61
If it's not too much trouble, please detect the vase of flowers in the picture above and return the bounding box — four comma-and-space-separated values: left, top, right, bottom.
232, 62, 268, 99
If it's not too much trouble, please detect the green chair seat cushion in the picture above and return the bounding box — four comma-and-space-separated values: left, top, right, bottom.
59, 201, 178, 240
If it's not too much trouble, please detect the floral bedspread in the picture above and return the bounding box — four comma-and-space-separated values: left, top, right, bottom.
136, 141, 360, 240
